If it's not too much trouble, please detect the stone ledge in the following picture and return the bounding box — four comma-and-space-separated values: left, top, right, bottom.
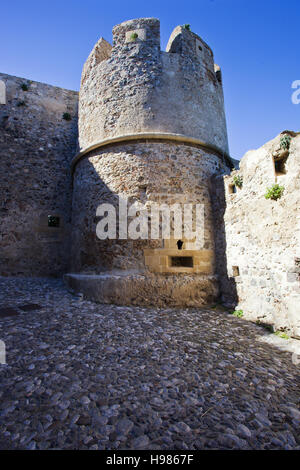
64, 272, 219, 307
71, 132, 233, 173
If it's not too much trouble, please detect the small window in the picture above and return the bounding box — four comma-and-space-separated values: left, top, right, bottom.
228, 184, 237, 194
215, 70, 222, 84
171, 256, 193, 268
177, 240, 184, 250
274, 155, 288, 175
48, 215, 60, 228
232, 266, 240, 277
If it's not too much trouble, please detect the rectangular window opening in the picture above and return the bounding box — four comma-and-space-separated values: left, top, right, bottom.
170, 256, 194, 268
48, 215, 60, 228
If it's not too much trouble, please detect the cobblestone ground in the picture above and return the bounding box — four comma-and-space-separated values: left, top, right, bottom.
0, 278, 299, 450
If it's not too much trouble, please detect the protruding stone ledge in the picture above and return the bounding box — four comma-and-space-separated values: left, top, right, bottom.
71, 132, 233, 173
64, 272, 219, 307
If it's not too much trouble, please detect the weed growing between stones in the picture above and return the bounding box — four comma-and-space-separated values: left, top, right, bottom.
264, 184, 284, 201
274, 331, 289, 340
280, 135, 292, 151
233, 175, 243, 188
130, 32, 138, 41
230, 309, 243, 318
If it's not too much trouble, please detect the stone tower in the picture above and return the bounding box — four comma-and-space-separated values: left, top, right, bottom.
67, 18, 232, 306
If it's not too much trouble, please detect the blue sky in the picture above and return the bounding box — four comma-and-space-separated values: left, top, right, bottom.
1, 0, 299, 158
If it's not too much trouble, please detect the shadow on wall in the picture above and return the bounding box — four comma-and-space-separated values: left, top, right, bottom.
0, 73, 78, 277
210, 174, 238, 308
70, 140, 223, 281
70, 145, 164, 274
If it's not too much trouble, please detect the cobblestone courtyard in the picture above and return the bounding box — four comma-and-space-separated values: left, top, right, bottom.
0, 278, 299, 450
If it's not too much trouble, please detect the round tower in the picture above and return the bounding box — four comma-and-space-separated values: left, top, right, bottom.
67, 18, 232, 306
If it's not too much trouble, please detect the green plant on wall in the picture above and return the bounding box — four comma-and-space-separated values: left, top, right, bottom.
130, 32, 138, 41
233, 175, 243, 188
230, 310, 243, 318
280, 135, 291, 151
274, 330, 289, 340
21, 83, 29, 91
182, 24, 191, 31
264, 184, 284, 201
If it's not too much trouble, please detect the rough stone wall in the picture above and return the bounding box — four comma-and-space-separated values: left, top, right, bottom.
71, 142, 229, 274
214, 132, 300, 337
70, 17, 231, 307
78, 18, 228, 153
0, 73, 78, 276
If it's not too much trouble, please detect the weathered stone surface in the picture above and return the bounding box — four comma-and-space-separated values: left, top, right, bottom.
0, 73, 78, 276
71, 142, 228, 272
212, 131, 300, 337
64, 272, 219, 307
81, 37, 112, 86
78, 18, 228, 153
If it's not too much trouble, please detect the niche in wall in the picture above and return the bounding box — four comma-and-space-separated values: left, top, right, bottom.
170, 256, 194, 268
228, 184, 237, 194
232, 266, 240, 277
274, 154, 288, 176
48, 215, 60, 228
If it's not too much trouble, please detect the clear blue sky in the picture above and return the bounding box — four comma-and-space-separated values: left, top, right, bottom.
1, 0, 299, 158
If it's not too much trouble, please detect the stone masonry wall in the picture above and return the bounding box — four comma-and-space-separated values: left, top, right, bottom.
71, 141, 229, 274
79, 18, 228, 154
213, 132, 300, 337
0, 73, 78, 276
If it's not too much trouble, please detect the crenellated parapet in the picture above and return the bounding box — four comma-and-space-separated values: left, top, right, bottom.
77, 18, 229, 158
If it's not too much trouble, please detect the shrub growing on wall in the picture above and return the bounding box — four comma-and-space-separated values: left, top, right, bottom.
233, 175, 243, 188
280, 135, 291, 150
264, 184, 284, 200
130, 32, 138, 40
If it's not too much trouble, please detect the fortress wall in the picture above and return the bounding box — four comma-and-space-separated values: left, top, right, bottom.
214, 132, 300, 337
0, 73, 78, 276
71, 141, 229, 275
78, 18, 228, 153
69, 17, 231, 306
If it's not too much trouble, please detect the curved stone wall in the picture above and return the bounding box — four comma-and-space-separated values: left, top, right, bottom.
69, 18, 231, 306
71, 141, 228, 274
78, 18, 229, 154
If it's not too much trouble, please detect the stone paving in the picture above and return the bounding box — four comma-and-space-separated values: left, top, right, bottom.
0, 277, 299, 450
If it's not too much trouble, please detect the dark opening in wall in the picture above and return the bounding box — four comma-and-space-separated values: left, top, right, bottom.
274, 155, 288, 175
171, 256, 193, 268
215, 70, 222, 84
177, 240, 184, 250
229, 184, 237, 194
232, 266, 240, 277
48, 215, 60, 228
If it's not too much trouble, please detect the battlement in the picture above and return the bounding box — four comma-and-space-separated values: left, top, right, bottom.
78, 18, 229, 154
166, 25, 215, 71
112, 17, 160, 52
